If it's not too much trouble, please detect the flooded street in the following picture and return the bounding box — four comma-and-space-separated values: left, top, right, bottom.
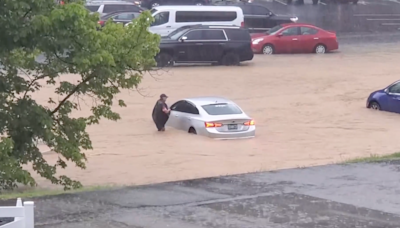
30, 44, 400, 188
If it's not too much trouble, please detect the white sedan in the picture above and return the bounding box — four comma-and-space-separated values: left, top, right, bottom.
166, 96, 255, 139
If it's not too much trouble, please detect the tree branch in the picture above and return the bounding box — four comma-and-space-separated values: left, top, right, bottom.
23, 75, 48, 99
50, 75, 95, 115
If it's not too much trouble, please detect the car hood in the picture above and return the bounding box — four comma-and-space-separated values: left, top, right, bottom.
251, 33, 268, 39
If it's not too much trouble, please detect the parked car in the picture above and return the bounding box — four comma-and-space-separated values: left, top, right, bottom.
85, 1, 144, 16
156, 25, 254, 66
166, 96, 255, 139
367, 80, 400, 114
251, 23, 338, 54
98, 10, 141, 26
146, 6, 244, 36
140, 0, 211, 9
297, 0, 358, 4
215, 2, 298, 33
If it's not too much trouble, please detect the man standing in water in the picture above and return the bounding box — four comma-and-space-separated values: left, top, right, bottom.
152, 94, 170, 131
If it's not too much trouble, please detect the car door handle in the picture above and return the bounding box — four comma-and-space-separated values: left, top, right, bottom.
314, 38, 319, 40
173, 114, 179, 117
166, 26, 171, 28
195, 43, 203, 45
292, 38, 298, 41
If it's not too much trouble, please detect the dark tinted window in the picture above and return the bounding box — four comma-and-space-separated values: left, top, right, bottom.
203, 30, 226, 40
388, 82, 400, 93
85, 5, 100, 12
300, 27, 318, 35
239, 5, 252, 14
281, 27, 299, 36
202, 103, 243, 115
113, 12, 136, 20
103, 4, 139, 13
184, 30, 203, 40
152, 12, 169, 26
252, 6, 270, 15
172, 101, 199, 114
225, 29, 251, 41
176, 11, 237, 22
269, 25, 283, 35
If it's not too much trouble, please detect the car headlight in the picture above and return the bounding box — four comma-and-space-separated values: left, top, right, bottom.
290, 17, 298, 22
134, 1, 141, 4
252, 38, 264, 45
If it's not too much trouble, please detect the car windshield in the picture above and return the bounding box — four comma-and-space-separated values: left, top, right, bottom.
268, 25, 283, 35
202, 103, 243, 115
150, 8, 157, 14
167, 28, 191, 40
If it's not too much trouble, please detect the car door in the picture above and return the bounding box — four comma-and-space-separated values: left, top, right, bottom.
167, 100, 186, 129
251, 5, 274, 31
201, 29, 226, 62
169, 101, 199, 130
176, 29, 203, 62
385, 83, 400, 113
299, 26, 320, 53
149, 11, 171, 36
112, 12, 138, 25
275, 26, 301, 53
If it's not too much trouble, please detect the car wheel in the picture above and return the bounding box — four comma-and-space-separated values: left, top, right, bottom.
262, 44, 274, 55
369, 101, 381, 110
221, 52, 240, 66
188, 127, 197, 134
151, 1, 160, 8
353, 0, 358, 4
314, 44, 326, 54
287, 0, 292, 4
312, 0, 319, 4
194, 1, 203, 5
156, 53, 173, 67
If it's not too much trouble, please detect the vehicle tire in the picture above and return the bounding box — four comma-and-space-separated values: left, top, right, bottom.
297, 0, 305, 4
262, 44, 274, 55
368, 101, 381, 110
314, 44, 326, 54
194, 1, 203, 5
353, 0, 358, 4
312, 0, 318, 4
156, 53, 173, 67
287, 0, 292, 4
221, 52, 240, 66
188, 127, 197, 134
151, 1, 161, 8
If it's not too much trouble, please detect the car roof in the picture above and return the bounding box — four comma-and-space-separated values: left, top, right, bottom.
282, 23, 317, 27
86, 1, 134, 5
153, 5, 241, 11
185, 96, 235, 106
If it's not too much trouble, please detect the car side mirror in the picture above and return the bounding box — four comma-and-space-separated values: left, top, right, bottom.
276, 33, 283, 37
179, 36, 187, 42
268, 12, 273, 16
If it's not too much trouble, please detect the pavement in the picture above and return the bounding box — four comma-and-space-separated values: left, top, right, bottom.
1, 161, 400, 228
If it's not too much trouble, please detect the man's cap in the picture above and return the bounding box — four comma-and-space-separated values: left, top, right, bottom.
160, 93, 168, 98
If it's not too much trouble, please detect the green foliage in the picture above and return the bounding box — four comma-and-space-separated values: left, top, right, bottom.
0, 0, 160, 191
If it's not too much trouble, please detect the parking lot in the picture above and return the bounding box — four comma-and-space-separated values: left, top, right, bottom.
30, 42, 400, 188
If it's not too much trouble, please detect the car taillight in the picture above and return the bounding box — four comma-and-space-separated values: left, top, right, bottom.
60, 1, 64, 4
244, 120, 255, 126
205, 122, 223, 128
241, 21, 244, 27
98, 21, 105, 26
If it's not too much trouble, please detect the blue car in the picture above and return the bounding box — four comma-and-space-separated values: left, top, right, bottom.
367, 80, 400, 113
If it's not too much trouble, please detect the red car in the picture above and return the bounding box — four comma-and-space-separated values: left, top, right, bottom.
251, 23, 338, 55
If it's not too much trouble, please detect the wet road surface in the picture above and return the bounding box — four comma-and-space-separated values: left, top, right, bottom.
2, 161, 400, 228
256, 0, 400, 34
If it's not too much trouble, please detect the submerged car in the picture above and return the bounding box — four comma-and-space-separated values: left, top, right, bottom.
367, 80, 400, 114
251, 23, 338, 54
166, 96, 255, 139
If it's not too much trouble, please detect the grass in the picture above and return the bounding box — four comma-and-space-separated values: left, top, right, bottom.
344, 152, 400, 164
0, 185, 119, 200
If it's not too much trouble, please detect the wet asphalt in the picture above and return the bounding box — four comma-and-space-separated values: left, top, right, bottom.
2, 161, 400, 227
2, 2, 400, 227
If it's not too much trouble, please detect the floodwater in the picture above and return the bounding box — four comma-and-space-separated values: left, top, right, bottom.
32, 44, 400, 188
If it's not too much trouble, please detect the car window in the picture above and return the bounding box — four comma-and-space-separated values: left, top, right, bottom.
184, 30, 203, 40
388, 82, 400, 93
172, 101, 199, 114
151, 12, 169, 26
175, 11, 237, 23
252, 6, 270, 15
239, 5, 252, 14
300, 27, 319, 35
85, 5, 100, 12
269, 25, 283, 35
281, 27, 299, 36
113, 12, 136, 20
203, 30, 226, 40
202, 103, 243, 115
103, 4, 138, 13
224, 29, 251, 41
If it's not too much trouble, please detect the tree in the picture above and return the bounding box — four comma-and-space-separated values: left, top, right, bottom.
0, 0, 160, 191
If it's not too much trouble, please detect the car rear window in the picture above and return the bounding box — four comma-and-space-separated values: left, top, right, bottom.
85, 5, 100, 12
225, 29, 251, 41
202, 103, 243, 115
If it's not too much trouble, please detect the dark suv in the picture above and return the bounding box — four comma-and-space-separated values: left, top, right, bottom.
156, 25, 254, 67
215, 2, 298, 33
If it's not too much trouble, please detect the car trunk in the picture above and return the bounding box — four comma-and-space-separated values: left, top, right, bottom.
207, 115, 252, 132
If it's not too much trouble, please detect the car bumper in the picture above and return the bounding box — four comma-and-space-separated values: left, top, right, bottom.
251, 43, 263, 53
206, 126, 256, 139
